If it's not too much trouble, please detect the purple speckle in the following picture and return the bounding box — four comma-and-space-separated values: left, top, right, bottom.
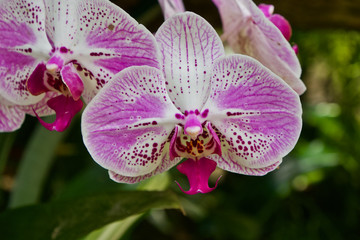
60, 46, 68, 53
175, 113, 184, 119
201, 109, 209, 118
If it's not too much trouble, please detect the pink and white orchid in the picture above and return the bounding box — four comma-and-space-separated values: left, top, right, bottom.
212, 0, 306, 95
82, 12, 302, 194
0, 0, 159, 132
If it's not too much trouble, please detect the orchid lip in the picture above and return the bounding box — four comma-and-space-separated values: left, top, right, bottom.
33, 95, 83, 132
175, 157, 221, 195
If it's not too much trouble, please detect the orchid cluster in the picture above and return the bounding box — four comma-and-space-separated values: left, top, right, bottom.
0, 0, 304, 194
0, 0, 158, 131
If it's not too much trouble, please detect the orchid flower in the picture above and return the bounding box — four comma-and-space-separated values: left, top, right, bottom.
212, 0, 306, 95
82, 12, 302, 194
0, 0, 159, 132
158, 0, 185, 20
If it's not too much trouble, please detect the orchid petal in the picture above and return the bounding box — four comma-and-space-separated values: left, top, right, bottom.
208, 154, 281, 176
108, 155, 179, 184
34, 95, 83, 132
43, 0, 160, 103
0, 96, 25, 132
82, 66, 182, 179
175, 158, 221, 195
0, 91, 55, 132
155, 12, 225, 112
20, 92, 58, 117
203, 55, 302, 175
0, 0, 52, 105
158, 0, 185, 20
60, 63, 84, 101
212, 0, 305, 95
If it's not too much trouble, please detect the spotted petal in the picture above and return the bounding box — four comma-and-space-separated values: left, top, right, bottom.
20, 91, 58, 117
43, 0, 160, 103
82, 66, 182, 181
155, 12, 225, 112
203, 55, 302, 175
212, 0, 305, 95
0, 96, 25, 132
158, 0, 185, 20
0, 0, 52, 105
0, 91, 58, 132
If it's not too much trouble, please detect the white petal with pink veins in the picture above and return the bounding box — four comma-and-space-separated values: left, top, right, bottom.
43, 0, 160, 103
82, 66, 182, 179
0, 0, 52, 105
155, 12, 225, 112
20, 92, 57, 117
204, 55, 302, 174
0, 95, 25, 132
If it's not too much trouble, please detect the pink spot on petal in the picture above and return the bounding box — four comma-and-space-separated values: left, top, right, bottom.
175, 158, 221, 195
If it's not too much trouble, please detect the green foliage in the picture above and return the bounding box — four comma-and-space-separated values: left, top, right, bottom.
0, 190, 180, 240
9, 123, 67, 208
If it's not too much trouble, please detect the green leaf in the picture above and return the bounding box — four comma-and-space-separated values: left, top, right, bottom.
0, 190, 180, 240
9, 122, 66, 208
0, 132, 16, 183
82, 172, 172, 240
82, 214, 142, 240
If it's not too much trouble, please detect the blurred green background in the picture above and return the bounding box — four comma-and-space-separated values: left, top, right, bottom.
1, 0, 359, 239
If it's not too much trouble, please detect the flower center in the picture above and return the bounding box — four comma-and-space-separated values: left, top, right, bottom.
26, 47, 84, 131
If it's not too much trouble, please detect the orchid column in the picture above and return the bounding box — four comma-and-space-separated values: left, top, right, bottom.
0, 0, 159, 132
82, 12, 302, 194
